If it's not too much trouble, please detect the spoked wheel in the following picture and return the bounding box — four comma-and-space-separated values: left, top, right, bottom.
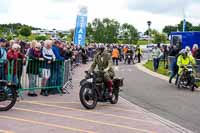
79, 85, 97, 109
191, 85, 195, 92
0, 85, 17, 111
177, 75, 183, 89
190, 76, 196, 92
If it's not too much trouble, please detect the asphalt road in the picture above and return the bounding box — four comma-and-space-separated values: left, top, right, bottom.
116, 63, 200, 133
0, 64, 182, 133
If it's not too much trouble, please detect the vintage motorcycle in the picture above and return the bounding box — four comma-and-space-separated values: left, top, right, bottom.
126, 53, 132, 65
177, 65, 197, 91
79, 71, 123, 109
0, 80, 17, 111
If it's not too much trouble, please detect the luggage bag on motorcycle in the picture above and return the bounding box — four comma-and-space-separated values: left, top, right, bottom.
113, 77, 123, 87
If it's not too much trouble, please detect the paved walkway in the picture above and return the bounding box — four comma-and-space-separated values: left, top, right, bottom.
0, 64, 193, 133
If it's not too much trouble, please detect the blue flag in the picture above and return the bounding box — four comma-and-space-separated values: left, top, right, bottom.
74, 15, 87, 46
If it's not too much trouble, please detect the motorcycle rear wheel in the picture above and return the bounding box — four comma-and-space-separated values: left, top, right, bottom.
191, 85, 195, 92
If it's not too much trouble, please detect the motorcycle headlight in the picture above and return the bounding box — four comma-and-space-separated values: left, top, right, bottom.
87, 78, 93, 83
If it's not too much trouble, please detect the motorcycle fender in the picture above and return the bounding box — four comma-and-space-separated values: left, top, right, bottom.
82, 81, 93, 88
80, 79, 87, 86
82, 83, 100, 97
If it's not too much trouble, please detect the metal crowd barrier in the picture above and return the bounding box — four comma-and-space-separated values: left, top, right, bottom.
62, 60, 73, 94
0, 59, 72, 98
0, 60, 14, 82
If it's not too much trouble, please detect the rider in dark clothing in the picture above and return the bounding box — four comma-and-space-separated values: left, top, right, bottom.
195, 48, 200, 59
169, 45, 180, 84
125, 48, 133, 64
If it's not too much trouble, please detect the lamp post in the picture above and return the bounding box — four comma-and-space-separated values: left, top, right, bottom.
147, 21, 152, 61
147, 21, 152, 45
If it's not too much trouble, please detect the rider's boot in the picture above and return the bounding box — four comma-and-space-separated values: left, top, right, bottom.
107, 80, 113, 97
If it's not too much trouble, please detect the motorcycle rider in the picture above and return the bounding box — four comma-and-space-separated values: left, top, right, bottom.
177, 49, 196, 87
88, 44, 115, 97
123, 45, 128, 62
125, 47, 134, 64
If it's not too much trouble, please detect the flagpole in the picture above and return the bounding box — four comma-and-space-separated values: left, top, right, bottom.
183, 9, 186, 32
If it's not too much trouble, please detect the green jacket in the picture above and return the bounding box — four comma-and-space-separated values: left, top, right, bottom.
89, 50, 114, 75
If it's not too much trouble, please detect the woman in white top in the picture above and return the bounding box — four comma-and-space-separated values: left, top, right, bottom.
41, 40, 55, 96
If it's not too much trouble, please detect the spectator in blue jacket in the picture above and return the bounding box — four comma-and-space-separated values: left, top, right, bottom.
52, 40, 64, 61
48, 40, 65, 94
0, 39, 7, 80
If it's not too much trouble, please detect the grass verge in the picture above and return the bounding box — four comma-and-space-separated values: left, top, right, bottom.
143, 60, 169, 76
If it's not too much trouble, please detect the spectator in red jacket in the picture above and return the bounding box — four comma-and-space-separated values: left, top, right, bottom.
7, 44, 25, 85
192, 44, 198, 58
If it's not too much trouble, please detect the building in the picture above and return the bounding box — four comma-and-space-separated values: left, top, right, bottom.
32, 29, 71, 39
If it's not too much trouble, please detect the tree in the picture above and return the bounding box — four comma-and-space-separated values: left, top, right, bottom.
0, 29, 3, 38
153, 32, 167, 44
102, 18, 120, 43
192, 26, 200, 31
163, 25, 177, 36
120, 23, 138, 44
69, 29, 74, 42
178, 20, 193, 32
86, 22, 94, 43
20, 27, 31, 37
0, 23, 40, 37
58, 32, 65, 39
35, 35, 47, 41
86, 18, 138, 44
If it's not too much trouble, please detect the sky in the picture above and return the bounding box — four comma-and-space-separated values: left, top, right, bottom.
0, 0, 200, 32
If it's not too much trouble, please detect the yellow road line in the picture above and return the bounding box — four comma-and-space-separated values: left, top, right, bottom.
14, 107, 156, 133
22, 101, 145, 114
0, 115, 95, 133
23, 101, 162, 125
100, 106, 146, 114
0, 130, 15, 133
21, 101, 79, 104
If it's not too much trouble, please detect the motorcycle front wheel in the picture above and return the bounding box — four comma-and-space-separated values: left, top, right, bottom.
79, 84, 98, 109
190, 76, 196, 92
0, 85, 17, 111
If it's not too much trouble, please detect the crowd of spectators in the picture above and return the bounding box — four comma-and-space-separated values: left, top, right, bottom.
0, 38, 97, 97
0, 38, 144, 97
